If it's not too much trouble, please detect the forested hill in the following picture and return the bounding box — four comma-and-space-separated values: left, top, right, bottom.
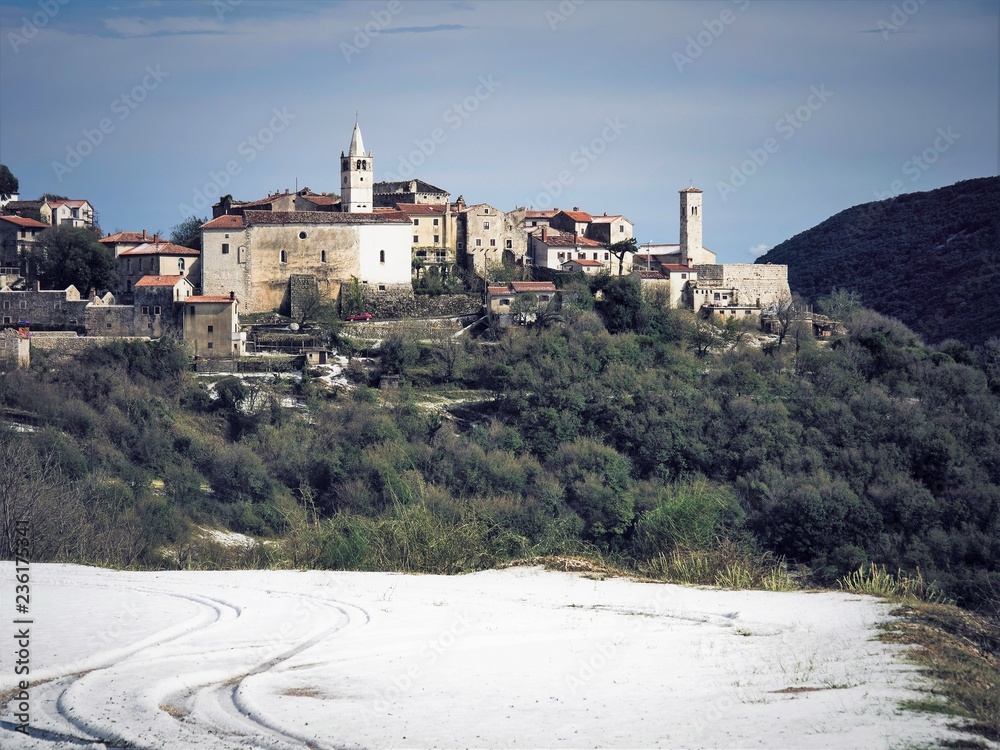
757, 177, 1000, 347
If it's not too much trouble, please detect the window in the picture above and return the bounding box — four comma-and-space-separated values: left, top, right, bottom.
433, 235, 440, 243
379, 250, 386, 263
506, 240, 512, 249
693, 206, 698, 216
299, 231, 307, 240
619, 225, 625, 233
577, 252, 585, 260
457, 241, 464, 249
378, 284, 386, 291
153, 306, 161, 315
532, 221, 538, 226
475, 239, 482, 247
141, 306, 149, 315
714, 293, 721, 300
499, 299, 510, 306
540, 295, 550, 301
106, 322, 113, 329
2, 317, 10, 324
413, 219, 419, 226
222, 243, 230, 254
18, 300, 26, 309
413, 235, 419, 243
178, 258, 185, 271
558, 252, 565, 260
126, 259, 132, 271
321, 250, 327, 263
207, 342, 213, 349
681, 273, 687, 279
604, 253, 609, 260
138, 259, 144, 271
486, 239, 494, 247
433, 218, 439, 226
207, 325, 214, 333
1, 301, 8, 309
279, 250, 287, 263
483, 221, 490, 230
237, 247, 245, 263
225, 233, 230, 239
593, 253, 598, 260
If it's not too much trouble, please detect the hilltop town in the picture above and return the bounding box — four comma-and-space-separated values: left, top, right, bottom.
0, 122, 794, 370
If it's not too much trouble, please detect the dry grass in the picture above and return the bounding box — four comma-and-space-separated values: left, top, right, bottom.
879, 601, 1000, 745
502, 554, 627, 578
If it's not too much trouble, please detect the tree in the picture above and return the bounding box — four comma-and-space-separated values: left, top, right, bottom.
772, 294, 805, 349
817, 288, 863, 323
170, 216, 205, 252
29, 226, 118, 292
0, 164, 18, 201
607, 237, 638, 276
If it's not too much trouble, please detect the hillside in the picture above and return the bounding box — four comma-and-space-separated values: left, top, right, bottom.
757, 177, 1000, 346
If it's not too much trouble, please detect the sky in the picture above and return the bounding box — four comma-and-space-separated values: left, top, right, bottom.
0, 0, 996, 264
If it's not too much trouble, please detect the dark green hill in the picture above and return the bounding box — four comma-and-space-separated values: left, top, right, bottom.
757, 177, 1000, 346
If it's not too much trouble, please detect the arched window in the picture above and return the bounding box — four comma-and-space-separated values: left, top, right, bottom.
357, 160, 363, 170
178, 258, 185, 271
379, 250, 385, 263
279, 250, 287, 263
321, 250, 327, 263
361, 160, 367, 170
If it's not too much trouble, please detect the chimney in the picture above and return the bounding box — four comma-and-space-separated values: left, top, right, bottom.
229, 290, 235, 300
541, 227, 547, 241
573, 206, 579, 212
142, 229, 147, 240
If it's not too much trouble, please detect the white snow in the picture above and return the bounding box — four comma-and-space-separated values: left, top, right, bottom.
0, 563, 978, 749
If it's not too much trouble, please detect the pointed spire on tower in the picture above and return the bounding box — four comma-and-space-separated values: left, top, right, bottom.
348, 121, 365, 157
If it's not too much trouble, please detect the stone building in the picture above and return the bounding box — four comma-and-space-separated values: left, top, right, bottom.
548, 208, 634, 245
118, 241, 201, 298
486, 281, 558, 325
458, 203, 528, 275
530, 227, 619, 273
396, 202, 461, 269
200, 122, 414, 314
373, 179, 449, 207
99, 230, 156, 258
40, 199, 95, 229
212, 189, 341, 218
0, 214, 48, 277
133, 275, 194, 338
183, 293, 245, 358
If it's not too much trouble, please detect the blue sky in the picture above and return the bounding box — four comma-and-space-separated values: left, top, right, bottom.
1, 0, 996, 263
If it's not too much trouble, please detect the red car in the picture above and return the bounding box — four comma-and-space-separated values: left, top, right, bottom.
346, 312, 373, 322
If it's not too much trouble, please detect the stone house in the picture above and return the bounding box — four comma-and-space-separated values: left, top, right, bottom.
133, 275, 194, 338
183, 293, 245, 358
40, 199, 95, 229
458, 203, 528, 276
486, 281, 558, 325
631, 265, 698, 309
99, 230, 156, 258
544, 208, 634, 245
0, 214, 48, 277
212, 188, 341, 218
562, 258, 608, 275
395, 202, 461, 269
530, 227, 621, 272
117, 241, 201, 298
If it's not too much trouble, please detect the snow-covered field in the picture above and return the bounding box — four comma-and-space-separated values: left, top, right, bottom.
0, 563, 970, 749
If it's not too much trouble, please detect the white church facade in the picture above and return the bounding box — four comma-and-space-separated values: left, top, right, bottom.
200, 122, 413, 314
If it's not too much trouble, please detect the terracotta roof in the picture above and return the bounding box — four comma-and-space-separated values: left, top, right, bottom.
202, 215, 245, 229
487, 286, 512, 296
100, 231, 152, 244
187, 295, 237, 304
244, 210, 409, 225
536, 230, 602, 248
510, 281, 557, 292
633, 269, 667, 279
0, 215, 47, 228
120, 242, 200, 257
299, 194, 341, 206
560, 210, 593, 222
661, 265, 696, 272
395, 203, 447, 216
525, 210, 558, 218
45, 199, 90, 208
564, 259, 605, 267
135, 275, 187, 288
589, 214, 626, 224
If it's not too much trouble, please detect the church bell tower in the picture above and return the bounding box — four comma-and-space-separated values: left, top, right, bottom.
679, 186, 703, 266
341, 121, 373, 213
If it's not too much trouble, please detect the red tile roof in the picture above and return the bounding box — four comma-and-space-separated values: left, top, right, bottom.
564, 259, 605, 267
135, 275, 187, 287
45, 199, 90, 208
244, 210, 409, 225
395, 203, 447, 216
661, 265, 696, 272
187, 295, 237, 304
536, 230, 602, 248
100, 231, 152, 244
202, 215, 245, 229
120, 242, 200, 257
560, 210, 593, 222
487, 286, 512, 296
0, 215, 47, 228
510, 281, 557, 292
525, 209, 558, 218
589, 214, 625, 224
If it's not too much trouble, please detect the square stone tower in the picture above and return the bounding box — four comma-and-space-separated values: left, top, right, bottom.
679, 187, 703, 266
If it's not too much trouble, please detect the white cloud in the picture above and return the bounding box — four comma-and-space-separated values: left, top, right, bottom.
748, 243, 770, 257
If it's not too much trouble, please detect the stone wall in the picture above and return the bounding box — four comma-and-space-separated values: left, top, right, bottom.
694, 263, 790, 308
0, 329, 29, 371
360, 285, 481, 319
289, 274, 320, 321
85, 305, 138, 337
29, 332, 152, 364
0, 286, 90, 329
